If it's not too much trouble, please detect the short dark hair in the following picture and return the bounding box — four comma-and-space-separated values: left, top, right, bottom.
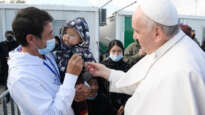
12, 7, 53, 46
108, 40, 124, 54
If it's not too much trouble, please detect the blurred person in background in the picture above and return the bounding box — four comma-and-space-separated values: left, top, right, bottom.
178, 24, 200, 45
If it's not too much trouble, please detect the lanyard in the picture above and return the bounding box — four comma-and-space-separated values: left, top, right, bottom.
43, 56, 61, 84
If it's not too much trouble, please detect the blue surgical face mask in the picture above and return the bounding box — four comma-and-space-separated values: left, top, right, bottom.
109, 53, 123, 62
87, 93, 98, 100
38, 39, 56, 55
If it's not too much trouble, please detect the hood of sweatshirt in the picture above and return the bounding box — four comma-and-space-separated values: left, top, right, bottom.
8, 46, 45, 69
59, 17, 90, 48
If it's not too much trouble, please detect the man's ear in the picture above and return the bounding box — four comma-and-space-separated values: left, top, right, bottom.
26, 34, 35, 45
153, 26, 162, 43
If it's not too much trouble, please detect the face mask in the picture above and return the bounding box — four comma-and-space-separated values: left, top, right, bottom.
87, 93, 98, 100
109, 53, 123, 62
38, 39, 56, 55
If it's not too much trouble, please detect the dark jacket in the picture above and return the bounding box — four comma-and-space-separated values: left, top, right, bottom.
87, 94, 116, 115
99, 58, 130, 110
0, 40, 18, 85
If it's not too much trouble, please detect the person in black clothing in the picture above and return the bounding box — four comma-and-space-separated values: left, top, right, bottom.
4, 31, 18, 50
99, 40, 131, 115
87, 78, 116, 115
0, 31, 18, 86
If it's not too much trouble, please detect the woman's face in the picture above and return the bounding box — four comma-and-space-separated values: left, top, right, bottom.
63, 28, 82, 46
109, 45, 123, 56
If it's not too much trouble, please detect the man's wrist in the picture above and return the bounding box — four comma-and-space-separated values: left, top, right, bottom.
65, 72, 78, 77
63, 73, 78, 88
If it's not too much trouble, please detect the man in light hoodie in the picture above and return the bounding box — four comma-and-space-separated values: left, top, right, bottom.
85, 0, 205, 114
7, 7, 83, 115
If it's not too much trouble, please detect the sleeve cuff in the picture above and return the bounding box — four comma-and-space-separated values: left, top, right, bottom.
63, 73, 78, 88
108, 70, 122, 82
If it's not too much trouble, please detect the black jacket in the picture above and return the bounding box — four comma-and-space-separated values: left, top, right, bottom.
87, 94, 116, 115
0, 41, 18, 85
99, 58, 131, 110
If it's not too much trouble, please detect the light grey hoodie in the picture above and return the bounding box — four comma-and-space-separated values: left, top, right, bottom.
7, 47, 77, 115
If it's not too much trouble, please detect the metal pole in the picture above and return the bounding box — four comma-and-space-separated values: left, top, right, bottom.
0, 90, 9, 99
113, 0, 137, 14
100, 0, 113, 8
11, 98, 15, 115
3, 97, 8, 115
17, 105, 21, 115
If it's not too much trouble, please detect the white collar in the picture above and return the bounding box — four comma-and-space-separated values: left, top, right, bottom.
149, 30, 186, 60
115, 30, 186, 88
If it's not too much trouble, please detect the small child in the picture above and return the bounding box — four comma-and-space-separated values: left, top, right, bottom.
55, 17, 96, 115
56, 17, 96, 80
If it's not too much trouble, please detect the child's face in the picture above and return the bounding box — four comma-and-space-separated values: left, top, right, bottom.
88, 79, 99, 97
63, 28, 82, 46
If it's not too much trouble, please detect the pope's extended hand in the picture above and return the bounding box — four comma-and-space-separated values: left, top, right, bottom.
85, 62, 111, 80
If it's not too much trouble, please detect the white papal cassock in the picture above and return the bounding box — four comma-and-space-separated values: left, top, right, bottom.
109, 30, 205, 115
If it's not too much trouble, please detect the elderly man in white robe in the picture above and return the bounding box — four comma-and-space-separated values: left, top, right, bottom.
85, 0, 205, 114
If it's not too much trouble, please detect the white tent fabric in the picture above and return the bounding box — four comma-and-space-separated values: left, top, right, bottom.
171, 0, 205, 16
119, 0, 204, 16
93, 0, 205, 16
26, 0, 205, 16
26, 0, 95, 7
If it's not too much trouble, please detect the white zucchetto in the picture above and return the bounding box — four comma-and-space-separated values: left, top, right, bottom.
138, 0, 178, 26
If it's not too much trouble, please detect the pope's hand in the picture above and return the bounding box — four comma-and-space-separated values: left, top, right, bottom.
66, 54, 83, 76
85, 62, 111, 80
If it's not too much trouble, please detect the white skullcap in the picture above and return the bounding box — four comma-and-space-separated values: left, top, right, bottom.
138, 0, 178, 26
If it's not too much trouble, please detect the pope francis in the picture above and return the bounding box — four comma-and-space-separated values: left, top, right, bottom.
85, 0, 205, 114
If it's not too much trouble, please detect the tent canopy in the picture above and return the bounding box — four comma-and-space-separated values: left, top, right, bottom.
26, 0, 205, 16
